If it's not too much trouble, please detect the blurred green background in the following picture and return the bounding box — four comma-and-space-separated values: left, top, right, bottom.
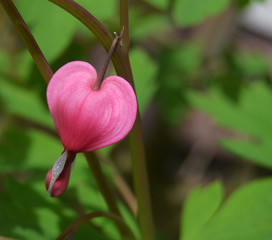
1, 0, 272, 239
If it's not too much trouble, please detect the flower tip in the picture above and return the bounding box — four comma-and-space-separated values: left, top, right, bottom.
45, 149, 76, 197
45, 169, 68, 197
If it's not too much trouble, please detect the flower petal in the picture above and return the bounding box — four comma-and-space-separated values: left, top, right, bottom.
47, 61, 137, 152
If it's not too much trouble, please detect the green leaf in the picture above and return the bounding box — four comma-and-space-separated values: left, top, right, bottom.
220, 138, 272, 168
157, 42, 202, 124
0, 127, 60, 172
130, 48, 159, 114
181, 182, 224, 240
0, 132, 135, 239
76, 0, 117, 21
0, 176, 108, 240
67, 154, 140, 240
188, 83, 272, 168
181, 178, 272, 240
130, 11, 171, 41
234, 53, 269, 76
15, 0, 77, 62
0, 78, 54, 128
235, 0, 251, 8
70, 159, 121, 240
0, 177, 71, 240
0, 49, 9, 75
173, 0, 230, 26
167, 42, 202, 74
143, 0, 170, 10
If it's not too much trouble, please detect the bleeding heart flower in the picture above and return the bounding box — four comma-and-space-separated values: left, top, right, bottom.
45, 61, 137, 197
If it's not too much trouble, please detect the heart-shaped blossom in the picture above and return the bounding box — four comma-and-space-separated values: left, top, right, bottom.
45, 61, 137, 197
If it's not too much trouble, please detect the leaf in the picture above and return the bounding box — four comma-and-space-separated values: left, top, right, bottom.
173, 0, 230, 26
130, 48, 158, 114
71, 154, 140, 240
157, 42, 202, 124
143, 0, 170, 10
234, 53, 269, 76
70, 159, 120, 240
181, 178, 272, 240
76, 0, 117, 21
166, 42, 202, 74
181, 182, 224, 240
0, 127, 60, 172
0, 131, 135, 239
14, 0, 77, 62
220, 138, 272, 168
0, 78, 54, 128
130, 11, 172, 41
188, 83, 272, 168
0, 177, 107, 240
0, 49, 9, 75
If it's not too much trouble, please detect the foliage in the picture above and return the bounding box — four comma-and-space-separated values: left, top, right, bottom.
172, 0, 231, 26
188, 81, 272, 168
181, 179, 272, 240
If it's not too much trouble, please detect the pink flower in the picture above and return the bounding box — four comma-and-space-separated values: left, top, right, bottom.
45, 61, 137, 197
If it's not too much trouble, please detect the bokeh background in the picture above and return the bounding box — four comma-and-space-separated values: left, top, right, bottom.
1, 0, 272, 239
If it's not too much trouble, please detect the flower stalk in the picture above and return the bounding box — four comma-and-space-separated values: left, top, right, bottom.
119, 0, 155, 239
94, 28, 124, 91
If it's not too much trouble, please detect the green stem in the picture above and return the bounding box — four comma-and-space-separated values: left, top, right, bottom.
85, 152, 128, 240
120, 1, 155, 239
120, 0, 130, 53
0, 0, 53, 83
57, 211, 136, 240
129, 117, 155, 240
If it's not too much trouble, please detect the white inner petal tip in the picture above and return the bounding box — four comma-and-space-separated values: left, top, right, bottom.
47, 149, 68, 195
